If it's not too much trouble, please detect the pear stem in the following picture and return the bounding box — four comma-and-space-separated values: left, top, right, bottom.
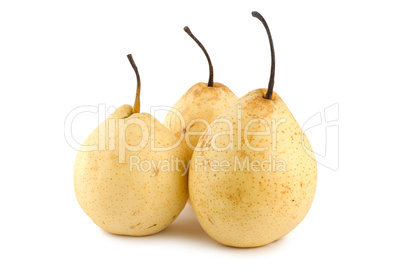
252, 11, 275, 100
184, 26, 214, 87
127, 54, 141, 113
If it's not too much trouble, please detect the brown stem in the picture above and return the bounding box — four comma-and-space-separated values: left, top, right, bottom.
252, 11, 275, 100
184, 26, 214, 87
127, 54, 141, 113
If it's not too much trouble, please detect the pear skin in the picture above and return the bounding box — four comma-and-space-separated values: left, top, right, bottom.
164, 26, 239, 162
74, 105, 188, 236
163, 82, 238, 161
188, 90, 317, 247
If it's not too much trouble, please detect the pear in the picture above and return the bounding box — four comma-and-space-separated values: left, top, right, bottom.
188, 12, 317, 247
163, 26, 238, 162
74, 54, 188, 236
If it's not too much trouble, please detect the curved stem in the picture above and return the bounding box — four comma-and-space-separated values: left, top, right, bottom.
184, 26, 214, 87
127, 54, 141, 113
252, 11, 275, 100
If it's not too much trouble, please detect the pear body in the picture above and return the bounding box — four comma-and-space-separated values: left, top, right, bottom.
74, 105, 188, 236
189, 89, 317, 247
163, 82, 238, 161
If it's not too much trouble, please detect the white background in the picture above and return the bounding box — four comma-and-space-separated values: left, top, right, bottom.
1, 0, 401, 273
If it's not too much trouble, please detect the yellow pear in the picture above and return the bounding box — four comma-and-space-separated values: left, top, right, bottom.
188, 12, 317, 247
74, 54, 188, 236
163, 26, 238, 161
